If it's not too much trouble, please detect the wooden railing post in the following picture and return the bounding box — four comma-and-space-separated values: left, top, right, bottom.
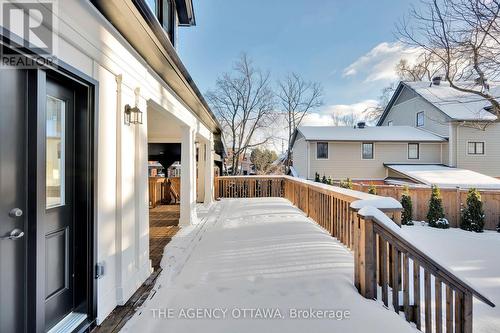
356, 214, 377, 300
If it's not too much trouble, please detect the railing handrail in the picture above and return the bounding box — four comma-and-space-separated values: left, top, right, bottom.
216, 175, 403, 212
356, 205, 495, 308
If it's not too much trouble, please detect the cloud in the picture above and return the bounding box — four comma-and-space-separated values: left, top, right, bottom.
301, 99, 380, 126
342, 42, 421, 82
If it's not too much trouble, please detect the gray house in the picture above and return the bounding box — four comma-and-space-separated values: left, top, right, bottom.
378, 80, 500, 178
291, 79, 500, 188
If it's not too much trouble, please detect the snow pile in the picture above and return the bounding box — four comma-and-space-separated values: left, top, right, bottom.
386, 164, 500, 189
401, 225, 500, 333
122, 198, 417, 333
350, 198, 402, 211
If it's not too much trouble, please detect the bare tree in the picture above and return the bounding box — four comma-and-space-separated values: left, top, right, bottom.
396, 52, 444, 81
277, 73, 322, 172
331, 112, 361, 127
206, 54, 276, 175
397, 0, 500, 115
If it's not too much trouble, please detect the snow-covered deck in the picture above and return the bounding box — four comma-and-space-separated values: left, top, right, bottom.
123, 198, 416, 333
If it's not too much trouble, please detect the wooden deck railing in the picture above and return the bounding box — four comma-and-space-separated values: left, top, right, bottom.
215, 176, 495, 333
148, 177, 180, 208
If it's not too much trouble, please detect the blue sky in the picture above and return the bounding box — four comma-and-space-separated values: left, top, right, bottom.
178, 0, 419, 125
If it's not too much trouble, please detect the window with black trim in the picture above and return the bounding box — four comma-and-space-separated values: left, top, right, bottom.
362, 143, 374, 159
317, 142, 328, 159
145, 0, 177, 46
468, 142, 484, 155
416, 111, 424, 127
408, 143, 419, 159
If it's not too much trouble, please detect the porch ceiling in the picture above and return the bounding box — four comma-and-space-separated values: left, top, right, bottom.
148, 105, 183, 141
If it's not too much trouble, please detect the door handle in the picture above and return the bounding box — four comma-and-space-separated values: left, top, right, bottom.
1, 228, 25, 240
9, 208, 23, 218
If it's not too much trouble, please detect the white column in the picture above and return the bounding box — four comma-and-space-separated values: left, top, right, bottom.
180, 126, 197, 225
197, 141, 205, 203
204, 136, 214, 204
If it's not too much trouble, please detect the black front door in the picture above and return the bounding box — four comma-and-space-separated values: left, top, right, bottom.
0, 67, 28, 333
0, 60, 94, 332
43, 78, 76, 330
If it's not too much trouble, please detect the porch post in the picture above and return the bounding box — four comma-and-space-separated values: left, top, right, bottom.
197, 140, 205, 203
180, 126, 197, 225
204, 135, 214, 204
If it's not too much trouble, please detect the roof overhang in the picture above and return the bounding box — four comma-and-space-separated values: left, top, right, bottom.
90, 0, 219, 134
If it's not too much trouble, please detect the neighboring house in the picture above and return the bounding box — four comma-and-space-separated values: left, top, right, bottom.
378, 80, 500, 178
291, 125, 447, 181
225, 149, 255, 175
0, 1, 222, 332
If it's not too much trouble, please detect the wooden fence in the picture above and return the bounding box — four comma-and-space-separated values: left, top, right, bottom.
215, 176, 495, 333
148, 177, 180, 208
351, 183, 500, 230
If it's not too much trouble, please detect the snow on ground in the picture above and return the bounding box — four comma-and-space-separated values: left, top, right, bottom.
123, 198, 417, 333
401, 224, 500, 333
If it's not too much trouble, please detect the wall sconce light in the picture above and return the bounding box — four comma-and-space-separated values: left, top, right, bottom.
124, 104, 143, 125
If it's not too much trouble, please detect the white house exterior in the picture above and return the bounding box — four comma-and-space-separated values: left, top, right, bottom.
378, 81, 500, 178
0, 1, 222, 332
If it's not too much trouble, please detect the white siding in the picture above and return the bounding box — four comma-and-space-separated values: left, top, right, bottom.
45, 0, 214, 323
292, 136, 308, 178
308, 141, 443, 180
456, 123, 500, 177
381, 87, 451, 137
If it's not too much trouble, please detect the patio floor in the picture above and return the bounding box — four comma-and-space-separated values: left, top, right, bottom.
121, 198, 417, 333
93, 204, 180, 333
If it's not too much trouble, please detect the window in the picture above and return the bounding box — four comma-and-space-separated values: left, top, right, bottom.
416, 111, 424, 127
160, 0, 176, 45
468, 142, 484, 155
145, 0, 177, 46
362, 143, 374, 159
387, 121, 393, 126
408, 143, 419, 159
145, 0, 158, 15
46, 96, 65, 208
317, 142, 328, 159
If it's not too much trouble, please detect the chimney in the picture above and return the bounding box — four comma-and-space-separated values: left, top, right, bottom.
357, 121, 366, 129
432, 76, 442, 86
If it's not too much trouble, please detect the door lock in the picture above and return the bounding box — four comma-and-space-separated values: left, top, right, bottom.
9, 208, 23, 218
1, 228, 25, 240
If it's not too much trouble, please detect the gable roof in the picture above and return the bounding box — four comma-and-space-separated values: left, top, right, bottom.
377, 81, 498, 125
293, 125, 446, 143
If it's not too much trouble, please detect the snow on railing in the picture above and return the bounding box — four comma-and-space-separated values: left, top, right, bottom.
353, 204, 495, 333
214, 175, 494, 333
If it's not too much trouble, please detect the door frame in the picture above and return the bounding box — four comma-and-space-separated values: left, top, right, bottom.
1, 38, 99, 332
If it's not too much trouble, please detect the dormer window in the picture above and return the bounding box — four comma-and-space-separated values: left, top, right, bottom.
416, 111, 424, 127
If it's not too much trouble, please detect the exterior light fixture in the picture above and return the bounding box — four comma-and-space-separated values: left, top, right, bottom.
124, 104, 143, 125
